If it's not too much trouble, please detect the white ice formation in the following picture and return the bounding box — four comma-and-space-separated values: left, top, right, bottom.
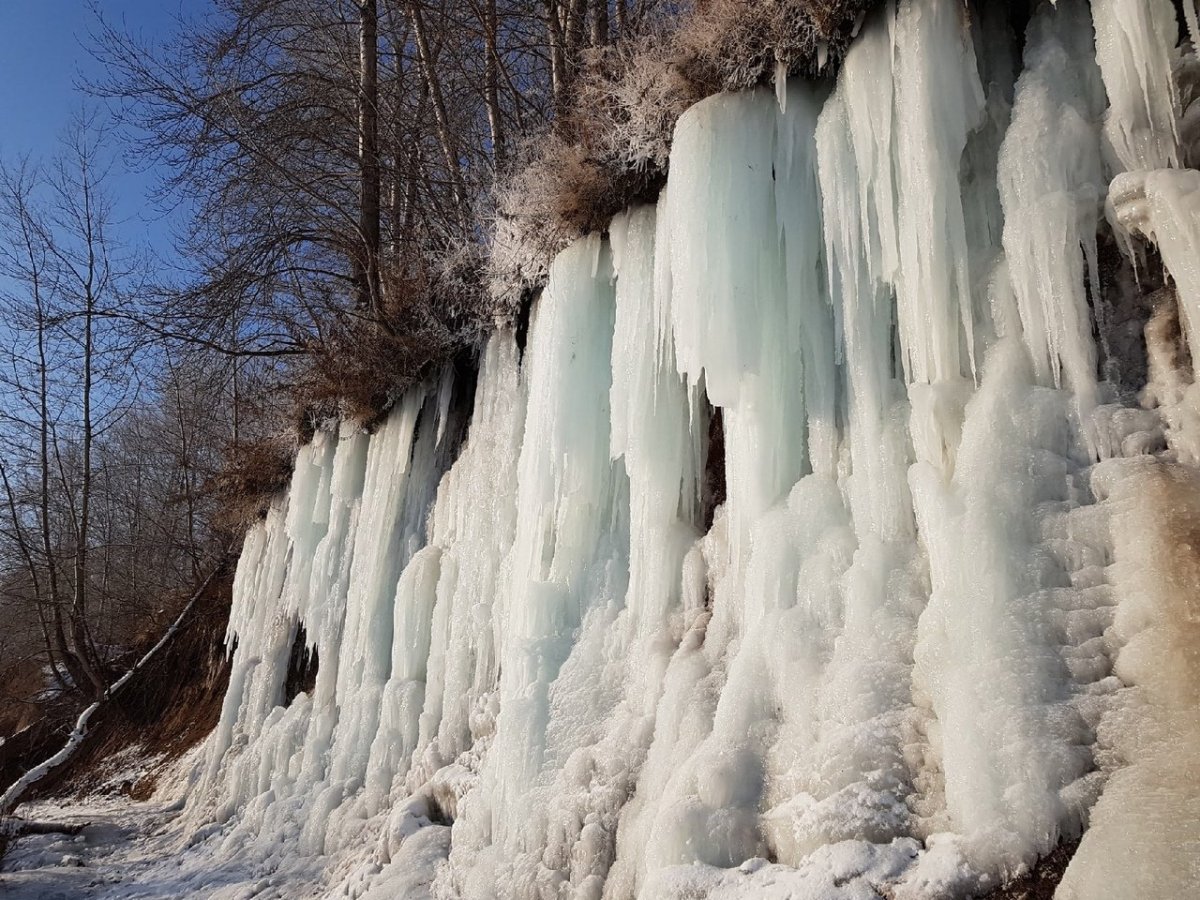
181, 1, 1200, 898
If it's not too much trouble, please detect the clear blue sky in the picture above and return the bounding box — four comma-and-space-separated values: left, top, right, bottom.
0, 0, 195, 261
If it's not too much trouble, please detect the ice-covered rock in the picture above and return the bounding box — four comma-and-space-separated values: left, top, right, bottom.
184, 2, 1200, 898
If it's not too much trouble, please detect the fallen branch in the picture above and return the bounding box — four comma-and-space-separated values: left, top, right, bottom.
1, 818, 90, 837
0, 559, 230, 818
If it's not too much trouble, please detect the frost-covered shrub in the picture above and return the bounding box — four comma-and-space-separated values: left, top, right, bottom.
489, 125, 667, 317
485, 0, 879, 310
260, 0, 882, 461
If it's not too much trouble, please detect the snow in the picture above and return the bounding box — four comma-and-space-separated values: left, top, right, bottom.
0, 746, 310, 900
1057, 459, 1200, 898
8, 0, 1200, 897
642, 840, 920, 899
3, 800, 157, 899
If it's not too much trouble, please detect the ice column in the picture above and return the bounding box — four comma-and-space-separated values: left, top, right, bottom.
910, 342, 1092, 876
997, 0, 1106, 437
193, 376, 461, 860
609, 203, 703, 658
1091, 0, 1181, 173
467, 235, 629, 873
807, 33, 928, 866
322, 388, 453, 837
407, 333, 526, 783
667, 89, 809, 556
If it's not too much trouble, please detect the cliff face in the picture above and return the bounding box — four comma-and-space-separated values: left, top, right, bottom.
187, 1, 1200, 898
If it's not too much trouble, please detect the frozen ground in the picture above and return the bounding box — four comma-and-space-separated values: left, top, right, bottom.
0, 747, 327, 900
3, 797, 186, 899
1, 793, 330, 899
0, 794, 927, 900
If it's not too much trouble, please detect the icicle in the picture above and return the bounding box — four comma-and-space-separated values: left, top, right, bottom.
776, 79, 839, 477
816, 80, 912, 542
1091, 0, 1181, 173
1110, 168, 1200, 376
997, 0, 1106, 447
774, 59, 788, 113
891, 0, 985, 388
960, 1, 1020, 362
181, 3, 1199, 897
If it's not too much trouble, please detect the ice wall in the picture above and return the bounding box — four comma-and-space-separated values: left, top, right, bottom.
193, 1, 1200, 898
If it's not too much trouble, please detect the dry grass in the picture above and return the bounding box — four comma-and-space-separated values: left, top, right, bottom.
290, 252, 487, 429
207, 436, 296, 533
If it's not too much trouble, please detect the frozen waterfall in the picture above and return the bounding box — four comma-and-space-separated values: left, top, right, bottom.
189, 1, 1200, 897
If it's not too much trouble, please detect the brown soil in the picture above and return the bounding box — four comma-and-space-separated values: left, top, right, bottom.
983, 842, 1078, 900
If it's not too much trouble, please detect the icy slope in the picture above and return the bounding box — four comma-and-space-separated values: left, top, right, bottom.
187, 1, 1200, 898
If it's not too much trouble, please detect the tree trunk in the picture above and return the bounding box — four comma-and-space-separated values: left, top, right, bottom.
564, 0, 587, 69
34, 278, 74, 694
71, 172, 106, 701
590, 0, 608, 46
400, 83, 429, 273
484, 0, 506, 171
356, 0, 382, 313
387, 23, 415, 266
405, 0, 469, 223
543, 0, 568, 116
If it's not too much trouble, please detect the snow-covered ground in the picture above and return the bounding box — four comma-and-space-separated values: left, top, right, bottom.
0, 746, 317, 900
3, 797, 191, 899
0, 797, 920, 900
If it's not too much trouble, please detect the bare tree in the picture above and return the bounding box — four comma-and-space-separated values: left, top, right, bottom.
79, 0, 666, 428
0, 117, 230, 705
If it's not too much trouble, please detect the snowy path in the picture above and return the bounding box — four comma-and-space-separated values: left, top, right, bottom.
2, 798, 178, 898
0, 798, 227, 899
0, 795, 301, 900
